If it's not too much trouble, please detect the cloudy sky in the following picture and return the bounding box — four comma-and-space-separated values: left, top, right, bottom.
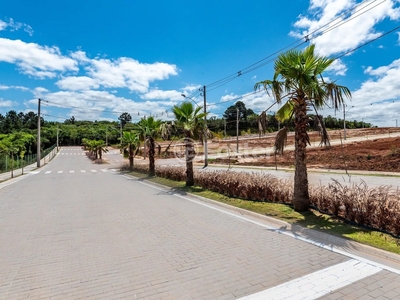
0, 0, 399, 126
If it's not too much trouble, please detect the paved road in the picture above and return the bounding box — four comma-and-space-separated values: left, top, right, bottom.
1, 146, 400, 299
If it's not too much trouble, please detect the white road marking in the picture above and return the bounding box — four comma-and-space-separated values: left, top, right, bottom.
101, 169, 107, 172
57, 171, 63, 174
91, 170, 97, 173
45, 171, 52, 174
238, 259, 381, 300
69, 170, 74, 173
81, 170, 86, 173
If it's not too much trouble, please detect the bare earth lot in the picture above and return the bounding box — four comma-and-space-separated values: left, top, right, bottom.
204, 128, 400, 172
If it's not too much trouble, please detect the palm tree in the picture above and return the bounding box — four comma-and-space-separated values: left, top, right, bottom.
134, 116, 162, 176
94, 140, 108, 160
255, 44, 351, 211
172, 102, 207, 186
120, 131, 140, 171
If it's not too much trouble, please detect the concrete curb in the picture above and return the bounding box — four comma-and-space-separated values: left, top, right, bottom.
124, 171, 400, 273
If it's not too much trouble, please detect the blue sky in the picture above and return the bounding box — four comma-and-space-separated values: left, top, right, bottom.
0, 0, 400, 127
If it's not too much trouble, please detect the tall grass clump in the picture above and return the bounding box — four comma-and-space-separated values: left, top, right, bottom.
195, 170, 292, 203
129, 164, 400, 237
310, 180, 400, 236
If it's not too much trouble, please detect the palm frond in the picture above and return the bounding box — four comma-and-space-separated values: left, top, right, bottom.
274, 126, 288, 155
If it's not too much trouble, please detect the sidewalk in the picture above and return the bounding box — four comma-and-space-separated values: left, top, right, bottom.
0, 147, 58, 183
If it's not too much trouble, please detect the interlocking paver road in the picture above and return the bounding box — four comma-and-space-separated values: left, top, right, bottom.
0, 146, 399, 299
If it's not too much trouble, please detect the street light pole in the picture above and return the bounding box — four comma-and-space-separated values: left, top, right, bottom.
343, 104, 354, 140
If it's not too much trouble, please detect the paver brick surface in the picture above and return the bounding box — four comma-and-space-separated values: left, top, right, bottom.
1, 147, 400, 299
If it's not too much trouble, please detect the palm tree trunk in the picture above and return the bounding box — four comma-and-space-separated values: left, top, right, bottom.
185, 136, 195, 186
149, 137, 155, 177
293, 99, 310, 211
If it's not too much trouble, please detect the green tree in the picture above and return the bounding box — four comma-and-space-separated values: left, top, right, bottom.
120, 131, 140, 171
255, 44, 351, 211
118, 112, 132, 128
134, 116, 162, 177
172, 102, 207, 186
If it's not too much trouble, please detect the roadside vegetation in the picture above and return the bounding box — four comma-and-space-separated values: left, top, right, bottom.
127, 164, 400, 254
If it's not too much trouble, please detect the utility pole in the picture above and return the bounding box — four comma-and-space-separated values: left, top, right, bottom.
343, 104, 354, 140
56, 126, 59, 152
105, 126, 108, 146
343, 103, 347, 140
37, 98, 41, 167
120, 122, 123, 148
236, 108, 239, 153
203, 85, 208, 167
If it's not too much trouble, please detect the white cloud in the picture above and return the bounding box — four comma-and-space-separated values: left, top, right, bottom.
70, 50, 90, 63
327, 59, 348, 76
0, 18, 34, 36
0, 38, 78, 78
0, 20, 7, 31
85, 57, 178, 93
141, 89, 183, 101
56, 76, 100, 90
0, 84, 29, 91
291, 0, 400, 59
0, 98, 16, 107
355, 59, 400, 101
26, 89, 174, 121
332, 58, 400, 126
218, 91, 275, 114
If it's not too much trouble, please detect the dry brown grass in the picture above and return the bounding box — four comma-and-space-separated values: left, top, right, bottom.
310, 181, 400, 236
130, 164, 400, 237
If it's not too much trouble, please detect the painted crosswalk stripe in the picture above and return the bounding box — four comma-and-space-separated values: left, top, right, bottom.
91, 170, 97, 173
238, 259, 381, 300
45, 171, 52, 174
101, 169, 107, 172
81, 170, 86, 173
69, 170, 74, 173
57, 171, 63, 174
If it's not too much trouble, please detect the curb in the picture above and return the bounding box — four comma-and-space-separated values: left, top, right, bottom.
124, 171, 400, 273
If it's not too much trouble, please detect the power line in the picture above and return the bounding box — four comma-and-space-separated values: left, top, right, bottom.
205, 0, 386, 92
334, 23, 400, 60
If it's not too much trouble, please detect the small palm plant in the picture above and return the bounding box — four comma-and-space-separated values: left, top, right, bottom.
134, 116, 162, 176
120, 131, 140, 171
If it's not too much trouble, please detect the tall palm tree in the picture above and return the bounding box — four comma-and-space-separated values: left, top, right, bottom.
120, 131, 140, 171
134, 116, 162, 176
255, 44, 351, 211
172, 102, 207, 186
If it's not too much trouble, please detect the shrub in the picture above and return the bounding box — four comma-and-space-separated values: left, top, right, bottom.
129, 164, 400, 237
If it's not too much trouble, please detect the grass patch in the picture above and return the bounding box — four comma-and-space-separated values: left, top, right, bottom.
129, 171, 400, 254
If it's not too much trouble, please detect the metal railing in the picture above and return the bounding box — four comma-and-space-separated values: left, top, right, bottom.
0, 144, 58, 180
